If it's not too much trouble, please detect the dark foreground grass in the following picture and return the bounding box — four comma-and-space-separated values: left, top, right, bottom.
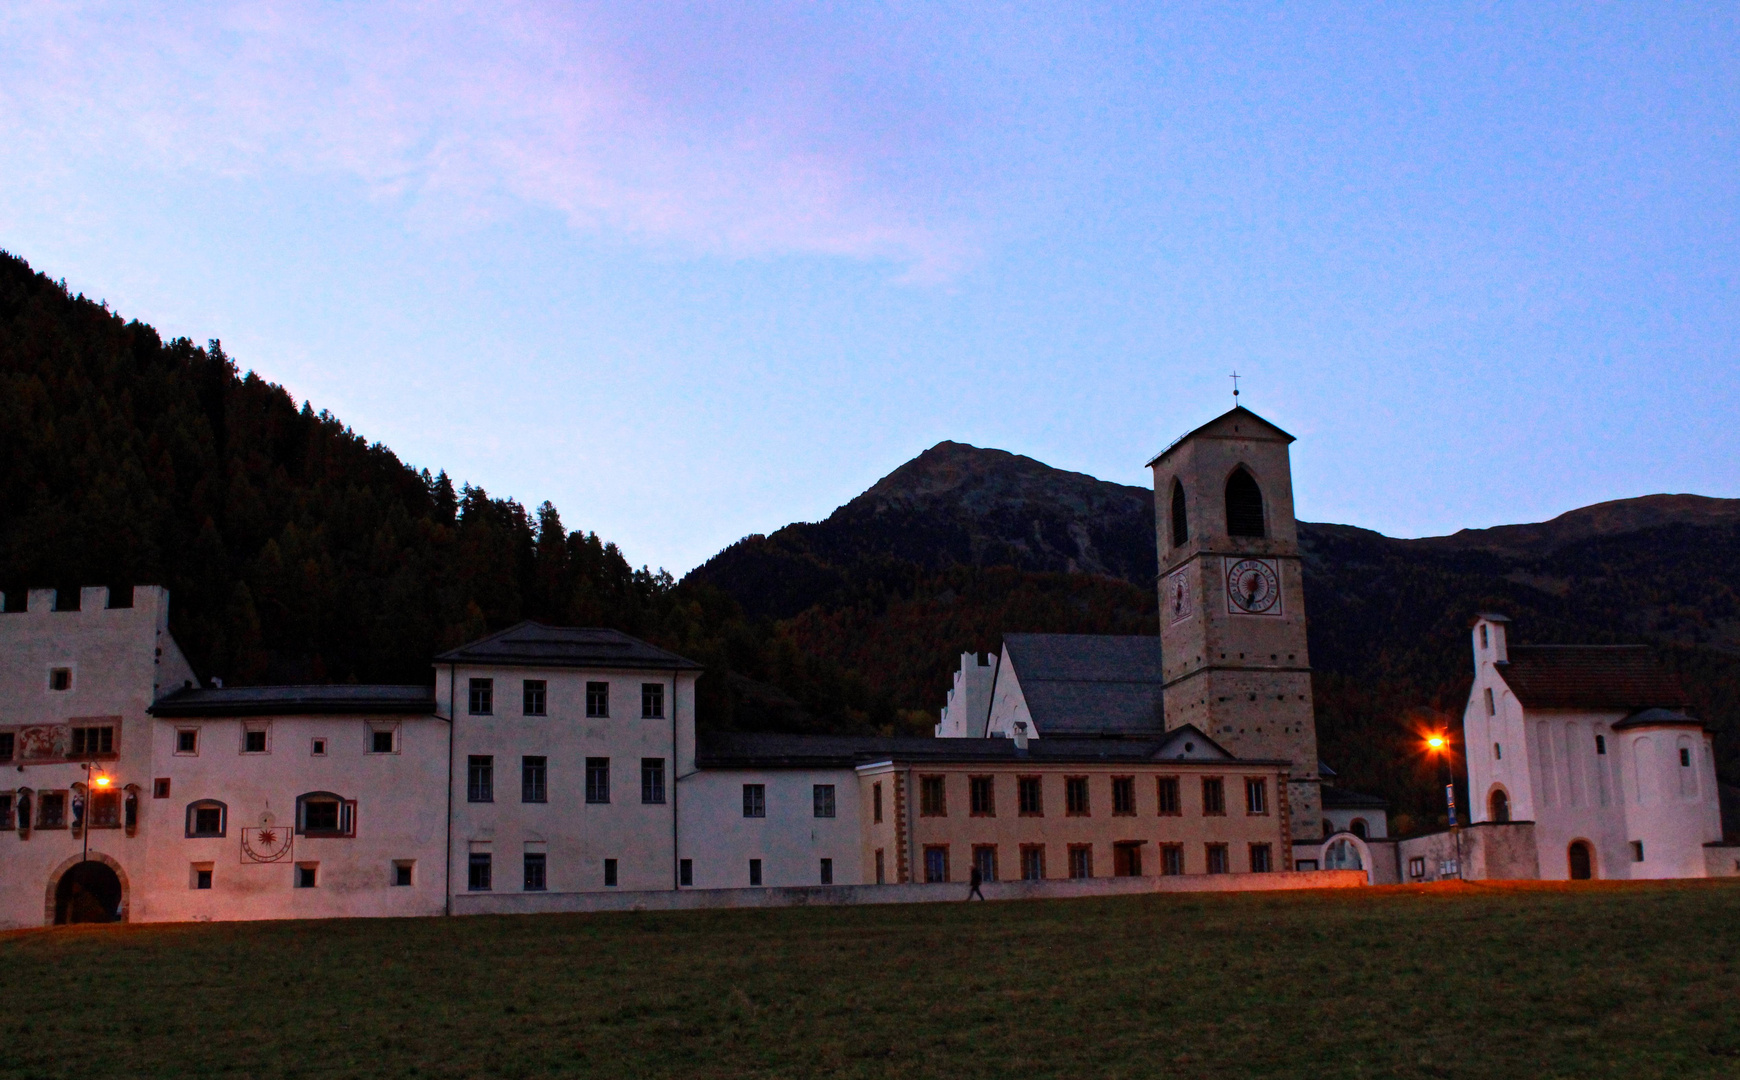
4, 880, 1740, 1079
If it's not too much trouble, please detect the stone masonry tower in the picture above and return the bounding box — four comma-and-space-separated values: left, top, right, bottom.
1149, 407, 1321, 841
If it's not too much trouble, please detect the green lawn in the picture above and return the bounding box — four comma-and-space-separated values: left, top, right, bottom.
5, 880, 1740, 1079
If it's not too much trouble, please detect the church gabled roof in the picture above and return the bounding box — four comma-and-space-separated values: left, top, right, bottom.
1498, 645, 1688, 711
1002, 633, 1165, 737
1147, 406, 1296, 467
434, 621, 703, 671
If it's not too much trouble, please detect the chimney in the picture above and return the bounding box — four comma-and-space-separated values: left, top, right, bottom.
28, 588, 56, 613
1012, 721, 1029, 752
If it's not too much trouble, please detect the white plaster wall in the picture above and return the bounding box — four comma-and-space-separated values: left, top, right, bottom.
134, 715, 449, 922
1321, 808, 1388, 839
443, 665, 695, 900
1620, 728, 1724, 879
0, 587, 187, 929
937, 652, 997, 738
676, 767, 863, 889
983, 655, 1032, 738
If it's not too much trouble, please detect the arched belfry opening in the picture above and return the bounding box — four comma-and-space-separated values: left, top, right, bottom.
1170, 479, 1188, 548
1225, 467, 1265, 538
1489, 788, 1510, 824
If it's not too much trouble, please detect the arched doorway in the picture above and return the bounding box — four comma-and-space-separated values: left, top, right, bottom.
1568, 841, 1594, 881
54, 861, 123, 924
1489, 788, 1510, 823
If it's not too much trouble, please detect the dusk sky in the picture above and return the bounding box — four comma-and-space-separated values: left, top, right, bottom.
3, 3, 1736, 574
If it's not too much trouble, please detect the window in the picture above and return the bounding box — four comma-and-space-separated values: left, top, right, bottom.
643, 759, 666, 804
311, 738, 327, 756
523, 680, 547, 716
813, 783, 835, 818
186, 800, 227, 838
1481, 624, 1489, 649
1206, 844, 1229, 874
642, 683, 664, 719
923, 846, 949, 883
70, 725, 115, 758
1020, 845, 1045, 881
1350, 818, 1368, 839
0, 732, 12, 761
522, 756, 547, 803
296, 863, 319, 889
1201, 777, 1225, 816
1161, 844, 1184, 876
153, 778, 171, 799
606, 859, 620, 886
50, 667, 73, 691
742, 783, 766, 818
243, 727, 268, 754
90, 790, 120, 828
524, 852, 547, 891
1631, 841, 1645, 862
1490, 789, 1510, 823
820, 858, 834, 885
1065, 777, 1089, 816
393, 861, 414, 887
1170, 478, 1188, 547
1113, 841, 1143, 877
296, 793, 356, 837
974, 844, 998, 882
873, 782, 883, 823
370, 728, 396, 754
1296, 859, 1319, 872
1245, 778, 1268, 815
1596, 734, 1607, 755
1225, 467, 1265, 538
875, 849, 886, 884
467, 756, 494, 802
1484, 687, 1495, 716
970, 776, 995, 816
1494, 742, 1501, 760
586, 758, 611, 804
679, 859, 693, 887
1680, 747, 1692, 767
1018, 776, 1043, 816
468, 678, 493, 715
193, 864, 213, 890
586, 682, 609, 718
468, 852, 492, 891
1111, 777, 1135, 816
920, 776, 946, 817
1250, 843, 1272, 872
175, 729, 198, 755
1408, 856, 1425, 879
1067, 844, 1093, 879
748, 859, 762, 886
38, 792, 66, 828
1156, 777, 1181, 815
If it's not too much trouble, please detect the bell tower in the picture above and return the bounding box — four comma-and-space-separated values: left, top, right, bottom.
1149, 406, 1321, 841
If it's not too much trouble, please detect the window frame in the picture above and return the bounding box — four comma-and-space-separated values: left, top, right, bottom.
1064, 776, 1090, 817
1249, 843, 1273, 873
69, 725, 116, 760
1017, 775, 1043, 817
605, 858, 620, 887
367, 724, 400, 755
468, 851, 492, 891
468, 678, 494, 716
1156, 776, 1181, 816
585, 681, 610, 719
1201, 776, 1226, 816
1206, 843, 1229, 874
467, 755, 495, 803
295, 791, 357, 838
812, 783, 836, 819
36, 790, 68, 829
521, 756, 548, 804
919, 775, 947, 817
185, 799, 228, 838
923, 844, 950, 884
1160, 843, 1184, 876
642, 758, 667, 805
872, 781, 883, 823
1019, 844, 1046, 881
820, 857, 834, 885
585, 758, 611, 805
1066, 843, 1093, 880
241, 724, 270, 755
522, 679, 547, 717
641, 682, 665, 719
742, 783, 766, 819
972, 844, 998, 883
1244, 777, 1269, 816
747, 858, 761, 887
523, 852, 547, 892
1111, 775, 1136, 816
969, 775, 995, 817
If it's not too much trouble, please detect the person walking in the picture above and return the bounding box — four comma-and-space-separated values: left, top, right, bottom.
968, 864, 985, 901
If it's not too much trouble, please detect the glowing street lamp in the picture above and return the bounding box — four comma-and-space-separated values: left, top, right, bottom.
1423, 731, 1461, 880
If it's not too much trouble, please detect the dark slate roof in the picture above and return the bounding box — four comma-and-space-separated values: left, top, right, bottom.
1002, 633, 1165, 737
695, 727, 1273, 769
1498, 645, 1688, 711
1321, 786, 1389, 811
434, 621, 702, 671
150, 684, 435, 718
1611, 707, 1708, 732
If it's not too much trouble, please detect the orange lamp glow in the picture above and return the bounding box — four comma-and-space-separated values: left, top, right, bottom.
93, 774, 112, 788
1426, 735, 1446, 751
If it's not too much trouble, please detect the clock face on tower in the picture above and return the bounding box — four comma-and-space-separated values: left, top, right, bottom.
1225, 558, 1282, 616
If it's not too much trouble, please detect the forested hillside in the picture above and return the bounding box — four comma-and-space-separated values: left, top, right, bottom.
5, 249, 1735, 831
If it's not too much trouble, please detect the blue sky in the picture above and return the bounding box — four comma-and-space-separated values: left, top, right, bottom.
3, 3, 1736, 574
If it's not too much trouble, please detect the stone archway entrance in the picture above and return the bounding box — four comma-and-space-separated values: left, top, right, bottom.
53, 860, 124, 924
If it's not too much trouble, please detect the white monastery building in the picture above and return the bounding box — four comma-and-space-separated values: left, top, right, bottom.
2, 407, 1733, 928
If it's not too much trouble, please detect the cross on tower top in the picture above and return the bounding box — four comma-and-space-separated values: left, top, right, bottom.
1230, 371, 1241, 403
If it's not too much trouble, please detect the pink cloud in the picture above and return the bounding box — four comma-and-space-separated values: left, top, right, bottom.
0, 1, 972, 273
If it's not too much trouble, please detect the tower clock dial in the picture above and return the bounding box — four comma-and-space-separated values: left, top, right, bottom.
1225, 558, 1281, 615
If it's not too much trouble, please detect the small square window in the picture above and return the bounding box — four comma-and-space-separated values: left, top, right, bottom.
152, 778, 171, 799
604, 858, 619, 887
311, 738, 327, 757
191, 863, 214, 890
468, 678, 494, 715
1408, 856, 1425, 879
641, 683, 664, 719
295, 863, 318, 889
49, 668, 72, 691
524, 852, 547, 892
243, 728, 268, 754
393, 861, 414, 887
176, 729, 199, 755
586, 682, 610, 718
370, 729, 396, 754
523, 680, 547, 716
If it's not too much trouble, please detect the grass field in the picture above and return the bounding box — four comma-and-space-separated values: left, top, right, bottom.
4, 880, 1739, 1079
